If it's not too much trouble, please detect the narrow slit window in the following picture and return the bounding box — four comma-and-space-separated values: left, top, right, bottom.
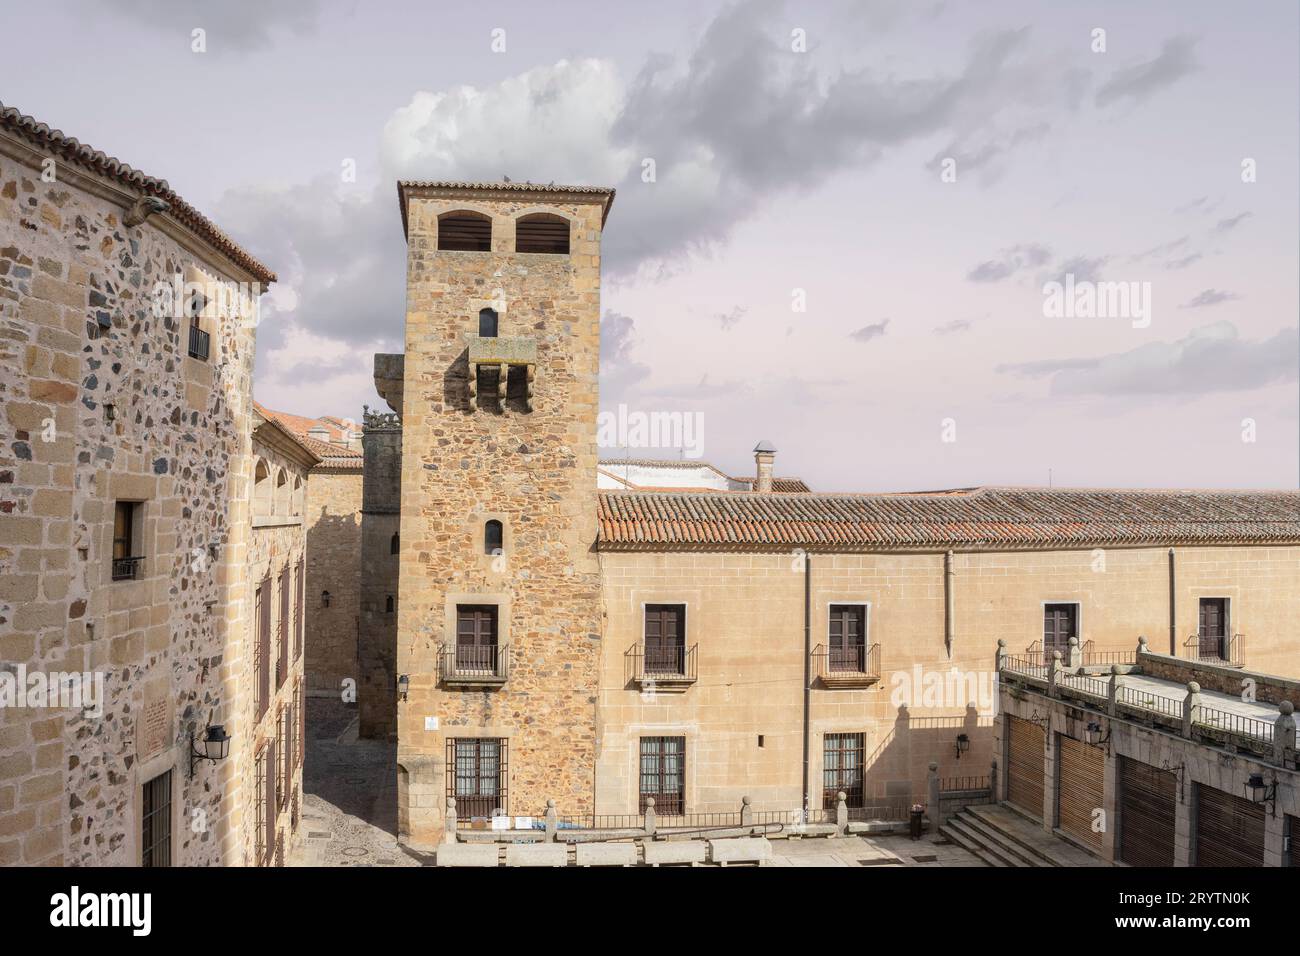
484, 520, 503, 555
390, 532, 400, 555
478, 308, 498, 338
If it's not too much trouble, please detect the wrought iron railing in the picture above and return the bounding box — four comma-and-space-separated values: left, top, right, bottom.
940, 775, 990, 793
111, 555, 144, 581
1193, 704, 1274, 751
623, 642, 697, 684
439, 642, 509, 682
188, 324, 210, 361
1080, 640, 1135, 667
1000, 654, 1048, 679
1183, 632, 1243, 667
811, 643, 881, 682
1116, 684, 1183, 723
1058, 672, 1109, 702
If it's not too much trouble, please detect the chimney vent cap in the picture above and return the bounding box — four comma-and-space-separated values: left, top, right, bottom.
754, 440, 777, 453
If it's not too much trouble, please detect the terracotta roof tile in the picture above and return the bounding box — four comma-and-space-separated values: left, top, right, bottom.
597, 487, 1300, 552
0, 101, 276, 284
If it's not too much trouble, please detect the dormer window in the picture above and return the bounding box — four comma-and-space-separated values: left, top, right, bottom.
478, 308, 498, 338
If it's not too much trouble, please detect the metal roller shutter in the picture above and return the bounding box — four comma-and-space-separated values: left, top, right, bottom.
1118, 757, 1177, 867
1195, 784, 1264, 867
1007, 716, 1045, 820
1056, 735, 1105, 852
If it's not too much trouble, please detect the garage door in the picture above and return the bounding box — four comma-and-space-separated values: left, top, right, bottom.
1057, 735, 1104, 852
1195, 784, 1264, 867
1007, 716, 1045, 819
1119, 757, 1177, 867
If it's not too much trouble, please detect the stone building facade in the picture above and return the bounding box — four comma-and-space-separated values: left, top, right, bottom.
0, 102, 279, 866
379, 179, 1300, 850
357, 404, 402, 740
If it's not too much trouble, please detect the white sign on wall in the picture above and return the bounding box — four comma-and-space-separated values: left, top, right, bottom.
425, 716, 439, 730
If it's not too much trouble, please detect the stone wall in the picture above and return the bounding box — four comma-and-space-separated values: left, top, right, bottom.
395, 189, 605, 846
0, 136, 262, 866
358, 420, 401, 738
242, 430, 310, 865
304, 466, 362, 697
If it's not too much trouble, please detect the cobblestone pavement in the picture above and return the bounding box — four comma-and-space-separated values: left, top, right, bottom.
288, 698, 432, 867
289, 699, 980, 867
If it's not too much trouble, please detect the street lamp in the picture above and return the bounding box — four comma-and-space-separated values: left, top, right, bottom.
190, 724, 231, 776
1246, 773, 1276, 814
954, 733, 970, 759
397, 674, 410, 702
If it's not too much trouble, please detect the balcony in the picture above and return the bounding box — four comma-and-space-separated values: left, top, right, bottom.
467, 336, 536, 412
188, 324, 210, 361
111, 555, 144, 582
624, 643, 697, 692
1184, 632, 1244, 668
439, 642, 509, 687
812, 643, 881, 688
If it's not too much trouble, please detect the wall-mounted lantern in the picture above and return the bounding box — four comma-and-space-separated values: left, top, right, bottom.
1084, 720, 1111, 749
1246, 773, 1277, 815
190, 724, 231, 777
397, 674, 410, 702
954, 733, 970, 759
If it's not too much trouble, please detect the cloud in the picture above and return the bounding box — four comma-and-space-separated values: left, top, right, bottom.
934, 317, 977, 335
1046, 254, 1109, 286
1095, 35, 1198, 108
1182, 289, 1241, 308
600, 310, 651, 401
998, 322, 1297, 396
715, 306, 747, 331
1213, 211, 1252, 234
1166, 253, 1202, 270
93, 0, 323, 51
966, 243, 1052, 282
850, 319, 890, 343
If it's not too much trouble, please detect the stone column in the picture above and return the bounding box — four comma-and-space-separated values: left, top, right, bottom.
1273, 701, 1296, 763
927, 762, 941, 823
1042, 713, 1057, 833
1107, 665, 1120, 717
1173, 769, 1193, 866
544, 799, 557, 842
835, 791, 848, 834
995, 638, 1006, 673
1067, 636, 1081, 670
1100, 740, 1118, 863
740, 795, 752, 829
1047, 651, 1062, 698
443, 798, 457, 844
1182, 682, 1200, 739
643, 797, 656, 837
1265, 799, 1287, 867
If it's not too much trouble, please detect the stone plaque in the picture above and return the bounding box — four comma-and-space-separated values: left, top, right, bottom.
137, 681, 171, 760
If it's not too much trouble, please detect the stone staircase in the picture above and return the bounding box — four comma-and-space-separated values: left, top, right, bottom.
938, 804, 1107, 867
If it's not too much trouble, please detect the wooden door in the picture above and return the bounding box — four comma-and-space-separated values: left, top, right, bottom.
1119, 758, 1177, 866
828, 605, 866, 671
1195, 783, 1264, 867
1056, 735, 1104, 852
1199, 598, 1226, 659
644, 604, 684, 674
1007, 716, 1045, 820
1043, 604, 1077, 663
456, 605, 497, 671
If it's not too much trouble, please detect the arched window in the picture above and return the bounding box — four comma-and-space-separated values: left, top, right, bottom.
293, 476, 304, 515
274, 469, 288, 516
321, 590, 331, 608
478, 308, 498, 338
385, 595, 395, 614
437, 211, 491, 252
515, 213, 570, 254
484, 519, 503, 555
390, 532, 400, 555
253, 459, 271, 517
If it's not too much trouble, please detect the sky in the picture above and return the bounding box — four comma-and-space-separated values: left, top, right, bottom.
3, 0, 1297, 491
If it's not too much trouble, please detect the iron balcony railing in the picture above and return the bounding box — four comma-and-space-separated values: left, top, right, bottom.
188, 324, 210, 361
111, 555, 144, 581
439, 642, 509, 684
812, 643, 881, 684
1080, 640, 1136, 667
1183, 632, 1244, 667
1193, 704, 1274, 754
624, 642, 698, 686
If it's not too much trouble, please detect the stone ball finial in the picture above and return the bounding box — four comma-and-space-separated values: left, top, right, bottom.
1138, 635, 1149, 647
1052, 650, 1062, 660
742, 795, 751, 806
1187, 681, 1200, 693
447, 797, 456, 810
1069, 636, 1079, 647
645, 797, 655, 808
928, 761, 939, 771
1111, 664, 1121, 674
997, 639, 1006, 648
837, 790, 847, 801
546, 798, 556, 809
1281, 700, 1294, 716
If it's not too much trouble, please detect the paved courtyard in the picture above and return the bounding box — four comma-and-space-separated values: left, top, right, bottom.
290, 698, 983, 867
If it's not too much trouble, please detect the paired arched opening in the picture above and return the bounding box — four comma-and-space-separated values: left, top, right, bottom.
253, 459, 271, 517
515, 213, 570, 254
437, 210, 492, 251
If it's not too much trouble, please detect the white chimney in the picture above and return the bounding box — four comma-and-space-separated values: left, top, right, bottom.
754, 440, 776, 493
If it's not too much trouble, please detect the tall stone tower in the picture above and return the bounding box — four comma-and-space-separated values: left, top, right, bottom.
390, 181, 613, 846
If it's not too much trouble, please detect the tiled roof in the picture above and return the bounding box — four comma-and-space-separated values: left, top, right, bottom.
597, 487, 1300, 552
254, 401, 363, 469
397, 179, 616, 235
0, 101, 276, 283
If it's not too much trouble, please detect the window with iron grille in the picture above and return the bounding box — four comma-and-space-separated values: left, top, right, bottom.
639, 736, 685, 814
141, 769, 172, 867
446, 738, 507, 819
294, 559, 304, 661
255, 581, 270, 721
823, 733, 865, 809
111, 500, 143, 581
297, 679, 305, 767
254, 745, 269, 864
277, 568, 290, 687
280, 704, 293, 809
276, 705, 287, 810
293, 681, 303, 768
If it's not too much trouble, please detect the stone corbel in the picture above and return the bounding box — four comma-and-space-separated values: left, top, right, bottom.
524, 364, 536, 413
468, 362, 479, 402
496, 363, 508, 409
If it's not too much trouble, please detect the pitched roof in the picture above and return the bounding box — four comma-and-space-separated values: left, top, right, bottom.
253, 401, 363, 469
397, 180, 616, 236
0, 101, 276, 284
597, 487, 1300, 552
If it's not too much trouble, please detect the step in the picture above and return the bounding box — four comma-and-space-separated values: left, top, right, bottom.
935, 816, 1024, 868
936, 822, 1002, 867
950, 812, 1052, 867
966, 804, 1106, 867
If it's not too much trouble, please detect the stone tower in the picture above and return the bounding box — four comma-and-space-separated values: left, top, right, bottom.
389, 181, 613, 846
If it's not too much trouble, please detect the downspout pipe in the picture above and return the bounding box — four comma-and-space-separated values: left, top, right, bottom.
944, 551, 955, 658
1168, 548, 1177, 655
802, 551, 811, 819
